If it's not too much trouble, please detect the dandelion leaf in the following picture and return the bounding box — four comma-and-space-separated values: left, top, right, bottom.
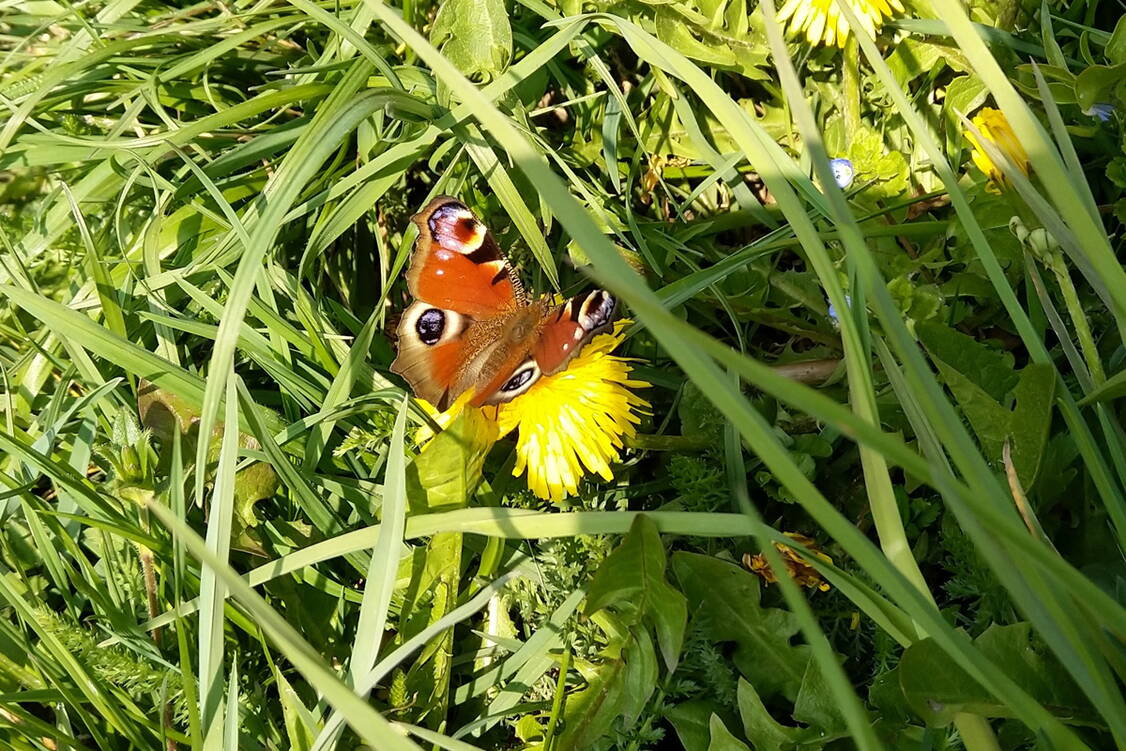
672, 552, 808, 699
919, 322, 1054, 486
430, 0, 512, 81
665, 700, 728, 751
706, 713, 751, 751
736, 678, 823, 751
898, 623, 1096, 727
557, 626, 659, 750
585, 514, 687, 672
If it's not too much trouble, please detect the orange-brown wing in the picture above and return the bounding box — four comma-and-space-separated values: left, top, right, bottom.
533, 290, 617, 375
407, 196, 522, 318
391, 302, 474, 409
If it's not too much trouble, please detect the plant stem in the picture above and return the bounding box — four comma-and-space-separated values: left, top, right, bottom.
956, 713, 1002, 751
1048, 251, 1105, 384
843, 36, 862, 136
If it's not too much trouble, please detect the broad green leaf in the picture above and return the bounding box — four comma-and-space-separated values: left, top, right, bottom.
556, 624, 658, 750
707, 714, 751, 751
919, 323, 1055, 486
736, 679, 818, 751
917, 321, 1018, 403
1007, 364, 1055, 487
430, 0, 512, 80
1075, 63, 1126, 111
1108, 16, 1126, 64
585, 514, 687, 671
665, 700, 723, 751
793, 657, 850, 737
408, 409, 497, 513
898, 623, 1097, 727
673, 552, 807, 699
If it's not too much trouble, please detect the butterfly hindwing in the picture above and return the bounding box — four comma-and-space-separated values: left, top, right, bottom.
391, 301, 473, 409
533, 290, 617, 375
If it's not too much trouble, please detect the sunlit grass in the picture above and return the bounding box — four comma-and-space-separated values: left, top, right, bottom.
0, 0, 1124, 748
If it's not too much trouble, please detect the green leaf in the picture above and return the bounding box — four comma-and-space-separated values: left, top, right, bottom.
898, 623, 1097, 727
1108, 16, 1126, 64
844, 125, 909, 202
974, 623, 1095, 721
665, 701, 722, 751
408, 409, 495, 513
706, 714, 751, 751
430, 0, 512, 81
672, 552, 808, 699
1007, 363, 1055, 487
736, 679, 819, 751
556, 624, 659, 750
586, 514, 687, 672
899, 638, 1001, 726
916, 320, 1018, 403
919, 323, 1055, 486
654, 9, 737, 68
793, 657, 850, 735
1075, 63, 1126, 111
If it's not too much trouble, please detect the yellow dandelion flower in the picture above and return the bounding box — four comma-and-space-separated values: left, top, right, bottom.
777, 0, 904, 47
495, 324, 649, 503
964, 107, 1031, 194
743, 533, 833, 592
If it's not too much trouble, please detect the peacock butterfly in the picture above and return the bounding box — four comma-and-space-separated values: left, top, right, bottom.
390, 196, 617, 411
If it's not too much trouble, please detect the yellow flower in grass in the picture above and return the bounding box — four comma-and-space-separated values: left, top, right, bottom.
965, 107, 1030, 193
415, 323, 648, 503
743, 533, 833, 592
496, 324, 649, 503
777, 0, 903, 47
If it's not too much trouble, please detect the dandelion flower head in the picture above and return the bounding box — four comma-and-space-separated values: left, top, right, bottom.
495, 323, 649, 503
777, 0, 904, 47
965, 107, 1031, 194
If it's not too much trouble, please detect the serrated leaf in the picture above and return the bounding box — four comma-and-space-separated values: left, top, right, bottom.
673, 552, 808, 699
736, 679, 820, 751
707, 714, 751, 751
586, 515, 687, 672
430, 0, 512, 81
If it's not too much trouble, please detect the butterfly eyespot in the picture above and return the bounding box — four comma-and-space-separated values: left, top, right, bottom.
500, 361, 542, 396
502, 368, 534, 392
416, 308, 445, 345
579, 291, 616, 331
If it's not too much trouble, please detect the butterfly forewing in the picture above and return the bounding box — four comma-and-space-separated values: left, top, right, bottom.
405, 197, 521, 316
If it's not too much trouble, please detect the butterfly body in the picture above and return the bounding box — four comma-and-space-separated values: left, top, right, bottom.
391, 197, 616, 410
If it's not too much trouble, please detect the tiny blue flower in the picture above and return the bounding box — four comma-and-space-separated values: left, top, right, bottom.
1083, 103, 1114, 123
828, 294, 852, 328
829, 158, 855, 189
